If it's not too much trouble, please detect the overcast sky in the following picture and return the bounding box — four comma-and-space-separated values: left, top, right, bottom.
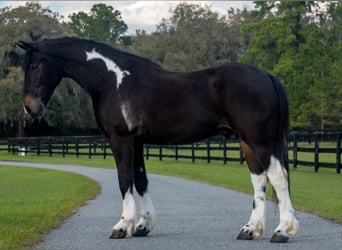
0, 1, 254, 34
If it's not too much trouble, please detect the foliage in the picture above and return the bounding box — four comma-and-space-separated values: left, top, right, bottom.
0, 2, 97, 136
131, 3, 251, 71
240, 1, 342, 129
0, 67, 25, 125
45, 79, 98, 134
0, 2, 68, 72
68, 3, 128, 46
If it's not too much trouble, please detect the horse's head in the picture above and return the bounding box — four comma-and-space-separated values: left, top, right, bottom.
16, 41, 63, 118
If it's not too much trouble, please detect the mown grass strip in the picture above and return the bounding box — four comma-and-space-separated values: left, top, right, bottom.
0, 165, 100, 249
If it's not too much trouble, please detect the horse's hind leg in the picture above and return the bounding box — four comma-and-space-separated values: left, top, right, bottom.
237, 140, 268, 240
133, 141, 156, 237
237, 140, 298, 243
267, 156, 298, 243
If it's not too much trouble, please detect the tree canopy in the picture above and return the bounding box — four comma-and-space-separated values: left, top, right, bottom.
0, 2, 97, 136
0, 1, 341, 136
239, 1, 342, 128
68, 3, 128, 45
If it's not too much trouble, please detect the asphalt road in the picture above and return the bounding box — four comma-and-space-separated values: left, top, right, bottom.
0, 161, 341, 250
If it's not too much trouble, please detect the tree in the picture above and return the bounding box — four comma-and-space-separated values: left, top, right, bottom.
132, 3, 250, 71
0, 67, 27, 136
0, 2, 68, 77
0, 2, 97, 136
291, 2, 342, 128
239, 1, 341, 129
68, 3, 128, 45
0, 2, 69, 136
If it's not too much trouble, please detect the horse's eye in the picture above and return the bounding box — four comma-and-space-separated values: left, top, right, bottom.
30, 63, 39, 69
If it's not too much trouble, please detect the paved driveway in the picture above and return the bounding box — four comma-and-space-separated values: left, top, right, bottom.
0, 161, 341, 250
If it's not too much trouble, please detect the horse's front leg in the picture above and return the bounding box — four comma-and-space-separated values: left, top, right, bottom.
133, 141, 156, 237
109, 137, 137, 239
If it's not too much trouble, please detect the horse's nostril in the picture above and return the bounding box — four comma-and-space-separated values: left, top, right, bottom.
23, 103, 45, 118
23, 104, 32, 115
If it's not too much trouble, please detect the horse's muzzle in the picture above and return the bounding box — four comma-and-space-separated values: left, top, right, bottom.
23, 95, 46, 118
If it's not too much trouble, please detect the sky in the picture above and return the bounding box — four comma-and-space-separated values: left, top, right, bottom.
0, 1, 254, 34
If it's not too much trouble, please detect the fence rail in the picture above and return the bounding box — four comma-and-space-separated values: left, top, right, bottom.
3, 130, 342, 174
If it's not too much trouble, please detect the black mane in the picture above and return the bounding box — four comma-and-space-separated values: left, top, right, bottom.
41, 36, 163, 70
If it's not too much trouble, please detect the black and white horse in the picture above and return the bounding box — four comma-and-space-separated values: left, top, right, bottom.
17, 37, 298, 243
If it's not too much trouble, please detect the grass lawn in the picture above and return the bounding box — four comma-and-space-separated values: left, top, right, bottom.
0, 165, 100, 249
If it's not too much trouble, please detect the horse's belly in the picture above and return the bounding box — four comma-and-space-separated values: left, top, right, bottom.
143, 119, 219, 145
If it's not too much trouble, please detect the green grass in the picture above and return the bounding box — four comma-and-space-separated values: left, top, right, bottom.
0, 165, 100, 249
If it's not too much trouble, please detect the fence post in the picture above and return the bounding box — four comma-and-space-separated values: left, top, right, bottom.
159, 145, 162, 161
191, 144, 195, 163
10, 139, 15, 154
239, 145, 244, 164
314, 133, 320, 172
293, 133, 298, 168
207, 140, 211, 164
48, 137, 52, 157
223, 137, 227, 164
336, 133, 341, 174
103, 139, 107, 159
24, 140, 28, 156
13, 139, 16, 154
145, 145, 149, 160
62, 138, 66, 157
76, 139, 79, 158
37, 138, 41, 156
175, 145, 178, 160
88, 142, 92, 159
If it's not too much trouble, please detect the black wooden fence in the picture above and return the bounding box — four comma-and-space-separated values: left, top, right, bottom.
2, 130, 342, 174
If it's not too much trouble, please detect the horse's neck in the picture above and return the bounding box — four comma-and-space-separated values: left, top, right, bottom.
59, 47, 109, 97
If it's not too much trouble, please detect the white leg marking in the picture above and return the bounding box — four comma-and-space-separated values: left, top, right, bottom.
85, 48, 130, 88
267, 156, 299, 237
240, 172, 267, 238
136, 192, 156, 234
113, 191, 136, 236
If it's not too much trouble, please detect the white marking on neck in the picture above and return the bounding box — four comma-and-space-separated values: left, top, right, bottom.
85, 48, 130, 88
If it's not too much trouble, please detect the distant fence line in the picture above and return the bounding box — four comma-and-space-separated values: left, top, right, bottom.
2, 130, 341, 174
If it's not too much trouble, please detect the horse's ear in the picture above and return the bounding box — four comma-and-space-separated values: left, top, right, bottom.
16, 41, 37, 51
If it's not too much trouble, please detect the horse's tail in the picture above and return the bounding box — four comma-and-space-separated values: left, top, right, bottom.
268, 74, 289, 175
